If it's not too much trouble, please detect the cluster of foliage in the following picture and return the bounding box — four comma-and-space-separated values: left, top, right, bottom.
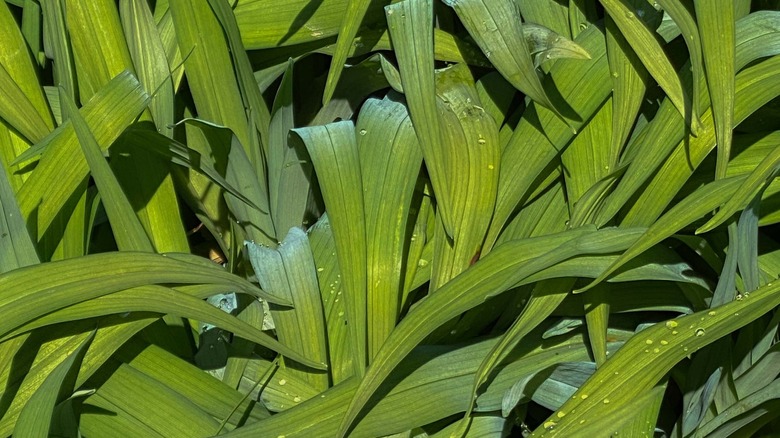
1, 0, 780, 436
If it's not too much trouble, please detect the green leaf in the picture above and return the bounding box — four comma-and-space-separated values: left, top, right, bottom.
579, 175, 744, 293
178, 118, 276, 246
119, 0, 175, 137
41, 0, 75, 102
169, 0, 251, 151
322, 0, 373, 105
698, 149, 780, 235
462, 278, 574, 426
529, 279, 780, 436
443, 0, 578, 128
246, 229, 330, 389
604, 14, 648, 168
0, 319, 158, 436
120, 123, 262, 211
620, 55, 780, 226
15, 70, 150, 239
0, 251, 299, 342
308, 214, 353, 385
83, 364, 221, 437
599, 0, 697, 131
385, 0, 456, 238
234, 0, 386, 49
0, 153, 39, 271
694, 0, 735, 179
267, 60, 311, 233
65, 0, 135, 102
1, 285, 297, 361
336, 227, 644, 436
0, 1, 54, 143
293, 121, 367, 375
357, 94, 422, 358
429, 64, 500, 290
223, 331, 609, 437
14, 331, 94, 438
486, 24, 610, 250
60, 87, 155, 252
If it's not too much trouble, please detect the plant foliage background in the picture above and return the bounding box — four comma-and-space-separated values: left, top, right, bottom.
1, 0, 780, 436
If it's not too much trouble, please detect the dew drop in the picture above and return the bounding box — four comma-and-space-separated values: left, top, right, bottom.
418, 259, 429, 267
603, 399, 610, 404
544, 421, 557, 430
557, 411, 566, 418
293, 396, 301, 403
317, 267, 324, 272
580, 419, 586, 424
359, 129, 367, 135
625, 12, 634, 18
645, 339, 653, 345
611, 72, 619, 78
660, 340, 669, 345
695, 328, 705, 337
708, 311, 716, 316
278, 379, 287, 386
653, 348, 660, 353
488, 164, 495, 170
665, 320, 678, 329
580, 394, 589, 400
672, 330, 678, 335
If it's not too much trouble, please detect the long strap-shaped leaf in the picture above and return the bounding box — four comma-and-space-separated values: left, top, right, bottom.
385, 0, 456, 238
61, 87, 154, 252
13, 331, 94, 438
442, 0, 575, 129
336, 226, 644, 436
0, 154, 39, 271
529, 278, 780, 436
120, 0, 175, 137
246, 229, 330, 389
694, 0, 735, 180
322, 0, 373, 105
169, 0, 252, 151
579, 176, 744, 293
293, 121, 367, 375
16, 71, 150, 237
485, 24, 610, 252
454, 278, 574, 436
599, 0, 698, 132
0, 2, 54, 143
223, 331, 608, 436
357, 95, 423, 359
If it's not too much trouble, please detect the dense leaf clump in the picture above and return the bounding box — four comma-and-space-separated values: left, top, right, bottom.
1, 0, 779, 436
